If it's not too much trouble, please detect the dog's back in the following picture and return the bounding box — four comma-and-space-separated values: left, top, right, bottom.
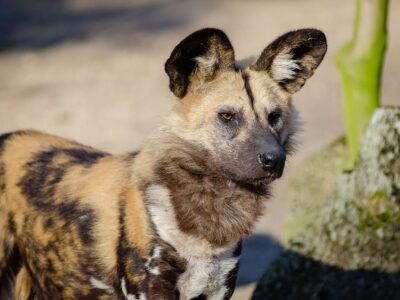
0, 130, 148, 299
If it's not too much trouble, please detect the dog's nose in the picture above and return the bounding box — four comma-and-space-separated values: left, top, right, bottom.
257, 150, 286, 174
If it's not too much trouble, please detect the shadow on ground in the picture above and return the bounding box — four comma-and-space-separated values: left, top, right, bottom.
0, 0, 190, 50
237, 234, 283, 287
252, 250, 400, 300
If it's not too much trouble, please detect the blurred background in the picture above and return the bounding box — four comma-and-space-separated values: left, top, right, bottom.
0, 0, 399, 299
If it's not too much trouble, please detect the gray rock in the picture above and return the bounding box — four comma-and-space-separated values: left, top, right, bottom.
338, 107, 400, 201
253, 107, 400, 300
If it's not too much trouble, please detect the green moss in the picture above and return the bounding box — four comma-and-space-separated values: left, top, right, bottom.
290, 192, 400, 271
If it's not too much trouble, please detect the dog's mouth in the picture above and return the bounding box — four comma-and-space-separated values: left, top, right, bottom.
242, 173, 281, 187
219, 166, 282, 182
218, 168, 281, 195
233, 178, 272, 196
253, 171, 284, 183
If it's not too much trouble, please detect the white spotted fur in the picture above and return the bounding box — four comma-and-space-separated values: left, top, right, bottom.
146, 184, 239, 300
145, 246, 162, 276
90, 277, 114, 294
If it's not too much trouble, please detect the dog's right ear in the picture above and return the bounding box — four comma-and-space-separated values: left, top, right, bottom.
165, 28, 235, 98
251, 29, 327, 94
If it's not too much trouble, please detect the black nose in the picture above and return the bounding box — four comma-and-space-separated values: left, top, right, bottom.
257, 150, 286, 175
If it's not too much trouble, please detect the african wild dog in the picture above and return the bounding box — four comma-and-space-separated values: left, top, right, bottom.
0, 28, 326, 299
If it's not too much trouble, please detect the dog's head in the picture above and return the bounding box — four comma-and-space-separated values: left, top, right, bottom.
164, 28, 326, 184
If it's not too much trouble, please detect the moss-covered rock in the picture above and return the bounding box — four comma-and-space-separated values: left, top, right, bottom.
285, 137, 348, 240
290, 187, 400, 271
337, 107, 400, 201
253, 107, 400, 299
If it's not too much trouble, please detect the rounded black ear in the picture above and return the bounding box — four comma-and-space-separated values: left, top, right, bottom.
251, 29, 327, 94
165, 28, 235, 98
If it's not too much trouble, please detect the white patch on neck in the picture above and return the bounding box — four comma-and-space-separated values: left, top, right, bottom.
271, 53, 300, 81
146, 184, 239, 299
90, 277, 113, 294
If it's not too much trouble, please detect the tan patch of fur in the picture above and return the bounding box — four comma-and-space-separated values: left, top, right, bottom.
31, 215, 53, 247
15, 267, 31, 300
57, 157, 125, 273
124, 186, 152, 256
169, 71, 252, 144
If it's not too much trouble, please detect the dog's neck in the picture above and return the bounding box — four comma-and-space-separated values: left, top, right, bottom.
132, 135, 270, 248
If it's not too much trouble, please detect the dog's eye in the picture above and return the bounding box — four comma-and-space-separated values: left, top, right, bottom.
268, 110, 282, 127
219, 112, 234, 122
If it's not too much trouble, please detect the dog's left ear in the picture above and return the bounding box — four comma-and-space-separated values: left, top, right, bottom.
165, 28, 235, 98
251, 29, 327, 94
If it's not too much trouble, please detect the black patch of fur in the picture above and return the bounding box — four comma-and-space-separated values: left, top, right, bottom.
0, 246, 23, 300
223, 261, 240, 300
0, 132, 13, 155
63, 148, 108, 166
190, 294, 207, 300
44, 217, 54, 229
234, 180, 271, 196
242, 73, 256, 113
19, 147, 109, 207
165, 28, 235, 98
233, 241, 242, 257
0, 162, 5, 192
18, 149, 64, 207
57, 200, 96, 245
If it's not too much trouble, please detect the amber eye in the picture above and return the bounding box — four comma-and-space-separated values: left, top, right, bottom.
219, 112, 234, 121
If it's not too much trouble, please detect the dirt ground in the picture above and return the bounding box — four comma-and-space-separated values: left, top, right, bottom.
0, 0, 399, 298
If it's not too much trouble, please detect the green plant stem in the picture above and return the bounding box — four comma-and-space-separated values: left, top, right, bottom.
336, 0, 389, 167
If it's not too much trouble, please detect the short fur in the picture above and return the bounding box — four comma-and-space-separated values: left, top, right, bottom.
0, 28, 326, 299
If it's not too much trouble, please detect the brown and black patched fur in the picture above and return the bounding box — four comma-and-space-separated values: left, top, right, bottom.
0, 28, 326, 299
